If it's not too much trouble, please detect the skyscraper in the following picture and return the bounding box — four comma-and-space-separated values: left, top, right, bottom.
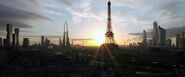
23, 38, 29, 48
158, 26, 166, 46
152, 21, 158, 46
182, 31, 185, 39
65, 22, 71, 48
179, 31, 185, 49
166, 39, 172, 48
176, 34, 180, 48
63, 22, 66, 47
44, 38, 50, 47
62, 21, 71, 48
59, 37, 62, 47
14, 28, 19, 46
6, 24, 13, 47
12, 33, 16, 47
142, 30, 147, 45
0, 37, 2, 47
41, 36, 45, 46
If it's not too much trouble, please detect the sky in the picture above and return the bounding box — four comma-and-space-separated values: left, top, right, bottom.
0, 0, 185, 45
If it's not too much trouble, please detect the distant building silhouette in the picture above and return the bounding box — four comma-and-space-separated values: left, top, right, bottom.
3, 39, 7, 47
14, 28, 20, 46
142, 30, 147, 45
12, 33, 16, 47
166, 39, 172, 48
150, 40, 153, 46
62, 21, 71, 48
44, 38, 50, 47
176, 34, 180, 48
176, 31, 185, 50
181, 31, 185, 50
158, 26, 166, 46
41, 36, 45, 46
6, 24, 13, 47
23, 38, 29, 48
0, 37, 2, 47
152, 21, 158, 46
62, 22, 66, 47
59, 37, 62, 47
181, 31, 185, 39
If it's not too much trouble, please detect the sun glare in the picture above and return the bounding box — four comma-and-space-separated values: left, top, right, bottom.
92, 31, 105, 46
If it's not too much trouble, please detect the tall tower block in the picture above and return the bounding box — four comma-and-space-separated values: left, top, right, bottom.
65, 22, 71, 48
62, 22, 66, 46
14, 28, 20, 46
6, 24, 13, 47
152, 21, 158, 46
142, 30, 147, 45
62, 21, 71, 48
41, 36, 45, 46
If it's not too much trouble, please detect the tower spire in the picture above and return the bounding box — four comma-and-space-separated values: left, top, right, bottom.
62, 21, 71, 48
62, 21, 66, 46
65, 21, 71, 48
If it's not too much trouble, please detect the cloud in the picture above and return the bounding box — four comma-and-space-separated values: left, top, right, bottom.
166, 25, 185, 37
55, 0, 72, 6
128, 33, 143, 36
0, 0, 53, 31
160, 0, 185, 17
128, 32, 152, 38
44, 10, 65, 16
109, 0, 185, 33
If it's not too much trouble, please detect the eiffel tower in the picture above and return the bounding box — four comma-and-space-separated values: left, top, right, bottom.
103, 0, 118, 48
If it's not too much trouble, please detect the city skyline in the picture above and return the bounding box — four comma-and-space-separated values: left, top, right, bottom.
0, 1, 185, 76
0, 0, 185, 46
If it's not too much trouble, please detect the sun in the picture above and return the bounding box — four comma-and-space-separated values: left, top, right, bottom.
92, 31, 105, 46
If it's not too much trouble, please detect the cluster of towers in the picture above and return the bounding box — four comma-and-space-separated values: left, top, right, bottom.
41, 36, 51, 48
142, 21, 172, 47
59, 21, 71, 48
1, 24, 20, 48
0, 24, 31, 49
151, 21, 167, 46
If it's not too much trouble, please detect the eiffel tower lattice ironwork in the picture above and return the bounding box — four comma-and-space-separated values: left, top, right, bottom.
105, 0, 116, 45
